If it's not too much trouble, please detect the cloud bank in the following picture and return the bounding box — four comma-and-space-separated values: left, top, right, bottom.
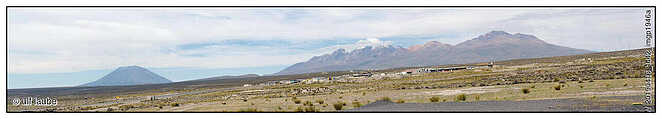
8, 8, 652, 74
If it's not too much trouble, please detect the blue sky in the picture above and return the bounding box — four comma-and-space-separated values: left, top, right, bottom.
8, 8, 652, 89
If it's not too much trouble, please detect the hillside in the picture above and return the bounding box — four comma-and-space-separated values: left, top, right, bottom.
276, 31, 593, 75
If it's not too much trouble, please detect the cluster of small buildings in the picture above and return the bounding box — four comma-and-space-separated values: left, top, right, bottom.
244, 62, 496, 87
413, 61, 494, 73
255, 77, 331, 86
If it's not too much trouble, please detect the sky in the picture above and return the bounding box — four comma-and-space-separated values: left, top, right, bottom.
7, 8, 653, 89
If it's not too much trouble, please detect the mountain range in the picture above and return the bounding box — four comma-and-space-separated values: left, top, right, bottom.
275, 31, 593, 75
80, 66, 172, 87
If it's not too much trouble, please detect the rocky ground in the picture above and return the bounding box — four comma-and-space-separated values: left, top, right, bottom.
7, 48, 656, 112
345, 96, 652, 112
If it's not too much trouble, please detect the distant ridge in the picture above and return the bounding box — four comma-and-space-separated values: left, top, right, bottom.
194, 74, 260, 81
276, 31, 594, 75
80, 66, 172, 87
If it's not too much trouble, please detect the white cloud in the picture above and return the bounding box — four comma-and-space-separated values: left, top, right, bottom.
8, 8, 650, 74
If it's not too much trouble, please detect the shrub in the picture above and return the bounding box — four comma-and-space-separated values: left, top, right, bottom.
304, 106, 318, 112
293, 99, 302, 104
239, 108, 258, 112
352, 101, 362, 108
294, 106, 304, 112
303, 101, 313, 106
380, 97, 392, 102
338, 96, 343, 99
579, 85, 584, 88
456, 94, 467, 102
333, 102, 345, 110
588, 80, 594, 82
553, 85, 561, 90
106, 108, 114, 112
474, 95, 480, 101
395, 99, 405, 103
119, 105, 133, 110
578, 80, 584, 83
530, 85, 536, 88
362, 92, 366, 96
316, 99, 325, 104
170, 103, 180, 107
624, 83, 628, 86
429, 96, 441, 102
522, 88, 531, 94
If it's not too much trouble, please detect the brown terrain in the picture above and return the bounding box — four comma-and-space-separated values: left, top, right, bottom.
7, 48, 655, 112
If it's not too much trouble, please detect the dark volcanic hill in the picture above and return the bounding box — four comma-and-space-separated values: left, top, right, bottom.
276, 31, 593, 75
80, 66, 172, 87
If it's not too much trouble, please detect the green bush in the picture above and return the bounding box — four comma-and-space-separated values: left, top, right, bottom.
294, 99, 302, 104
333, 102, 345, 110
380, 97, 392, 102
429, 96, 441, 102
474, 95, 480, 101
352, 101, 362, 108
316, 99, 324, 104
553, 85, 561, 90
456, 94, 467, 102
522, 88, 531, 94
